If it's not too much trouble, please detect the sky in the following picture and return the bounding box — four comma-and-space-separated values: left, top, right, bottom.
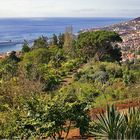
0, 0, 139, 18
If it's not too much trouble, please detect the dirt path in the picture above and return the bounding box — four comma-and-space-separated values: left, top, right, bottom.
59, 63, 140, 139
61, 64, 85, 86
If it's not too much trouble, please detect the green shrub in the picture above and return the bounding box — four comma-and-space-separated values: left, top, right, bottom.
60, 82, 100, 104
73, 71, 84, 81
61, 59, 80, 72
92, 71, 109, 84
105, 63, 123, 78
123, 70, 136, 85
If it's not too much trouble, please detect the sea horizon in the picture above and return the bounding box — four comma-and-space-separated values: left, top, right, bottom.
0, 17, 131, 53
0, 16, 134, 18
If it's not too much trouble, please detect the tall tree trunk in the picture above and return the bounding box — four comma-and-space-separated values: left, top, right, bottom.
65, 121, 72, 139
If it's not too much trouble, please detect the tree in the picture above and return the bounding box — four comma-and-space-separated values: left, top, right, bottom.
5, 91, 91, 139
32, 36, 48, 49
52, 34, 58, 46
76, 30, 122, 61
22, 48, 52, 65
21, 48, 53, 82
8, 51, 20, 62
0, 61, 18, 81
64, 26, 73, 48
109, 45, 122, 62
64, 26, 74, 54
58, 33, 64, 48
22, 41, 30, 53
0, 51, 20, 81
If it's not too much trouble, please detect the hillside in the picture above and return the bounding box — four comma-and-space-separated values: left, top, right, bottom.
103, 17, 140, 31
134, 17, 140, 21
92, 17, 140, 62
0, 21, 140, 139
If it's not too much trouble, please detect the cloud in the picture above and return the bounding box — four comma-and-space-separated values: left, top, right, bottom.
0, 0, 139, 17
71, 8, 140, 17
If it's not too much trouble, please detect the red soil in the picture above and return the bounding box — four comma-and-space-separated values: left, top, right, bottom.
65, 99, 140, 139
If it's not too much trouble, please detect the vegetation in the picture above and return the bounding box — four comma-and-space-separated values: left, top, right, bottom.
90, 105, 140, 139
75, 30, 122, 61
21, 41, 30, 53
0, 30, 140, 139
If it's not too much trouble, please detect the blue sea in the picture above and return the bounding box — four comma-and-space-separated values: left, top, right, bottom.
0, 17, 130, 53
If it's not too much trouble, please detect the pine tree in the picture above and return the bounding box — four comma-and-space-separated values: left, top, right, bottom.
22, 41, 30, 53
52, 34, 58, 46
58, 33, 64, 48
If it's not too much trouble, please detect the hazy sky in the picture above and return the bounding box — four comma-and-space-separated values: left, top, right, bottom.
0, 0, 139, 17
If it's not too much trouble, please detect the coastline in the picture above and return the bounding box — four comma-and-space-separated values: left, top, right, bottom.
0, 17, 139, 61
0, 17, 129, 53
0, 52, 8, 59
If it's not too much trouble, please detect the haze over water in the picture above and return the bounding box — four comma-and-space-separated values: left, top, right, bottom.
0, 17, 130, 53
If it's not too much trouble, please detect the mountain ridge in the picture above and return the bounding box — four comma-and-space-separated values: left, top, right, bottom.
133, 17, 140, 21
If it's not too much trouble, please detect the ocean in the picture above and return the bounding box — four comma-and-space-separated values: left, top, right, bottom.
0, 17, 130, 53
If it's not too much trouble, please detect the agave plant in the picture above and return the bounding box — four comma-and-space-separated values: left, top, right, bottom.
124, 107, 140, 139
90, 105, 140, 139
90, 105, 124, 139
